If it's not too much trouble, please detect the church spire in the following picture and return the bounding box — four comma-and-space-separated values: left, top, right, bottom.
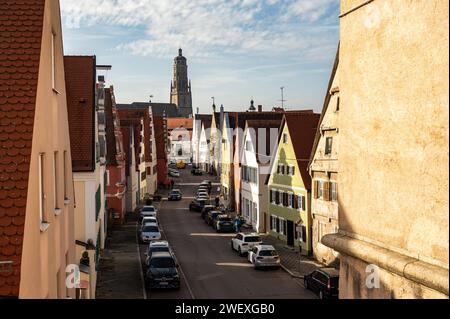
170, 48, 192, 117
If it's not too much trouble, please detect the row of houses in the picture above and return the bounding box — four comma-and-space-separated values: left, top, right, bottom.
0, 0, 175, 299
193, 0, 449, 299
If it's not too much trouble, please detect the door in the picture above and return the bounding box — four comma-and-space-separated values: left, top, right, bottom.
287, 220, 294, 246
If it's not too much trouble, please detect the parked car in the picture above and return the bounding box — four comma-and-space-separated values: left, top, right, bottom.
168, 189, 182, 201
145, 252, 180, 290
140, 205, 157, 219
189, 199, 207, 212
196, 190, 209, 198
141, 216, 158, 227
169, 169, 180, 177
201, 205, 215, 220
214, 215, 234, 232
139, 223, 162, 243
145, 241, 175, 266
191, 169, 203, 176
206, 211, 222, 226
196, 195, 209, 202
231, 233, 263, 256
304, 268, 340, 299
247, 245, 280, 269
176, 161, 186, 169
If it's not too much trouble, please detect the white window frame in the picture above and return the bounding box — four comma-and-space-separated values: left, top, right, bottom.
318, 180, 324, 199
330, 181, 338, 202
279, 217, 285, 235
271, 215, 277, 231
287, 192, 293, 208
278, 191, 284, 207
298, 195, 304, 211
271, 189, 276, 204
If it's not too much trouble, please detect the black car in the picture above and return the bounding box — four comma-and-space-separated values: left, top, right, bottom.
304, 268, 339, 299
168, 189, 182, 201
201, 205, 215, 219
214, 215, 234, 232
189, 199, 207, 212
205, 211, 222, 226
191, 169, 203, 176
145, 252, 180, 290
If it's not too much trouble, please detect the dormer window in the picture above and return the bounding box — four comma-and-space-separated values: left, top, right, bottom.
325, 137, 333, 155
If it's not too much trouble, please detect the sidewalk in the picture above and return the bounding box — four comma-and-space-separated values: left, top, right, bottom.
96, 213, 145, 299
261, 234, 324, 279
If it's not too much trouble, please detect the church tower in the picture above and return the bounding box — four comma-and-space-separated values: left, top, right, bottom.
170, 48, 193, 117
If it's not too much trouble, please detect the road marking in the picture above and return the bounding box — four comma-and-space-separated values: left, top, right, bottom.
135, 222, 148, 300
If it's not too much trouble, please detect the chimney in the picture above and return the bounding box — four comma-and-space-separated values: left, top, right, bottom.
258, 105, 263, 112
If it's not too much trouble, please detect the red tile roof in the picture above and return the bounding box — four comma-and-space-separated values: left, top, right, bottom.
0, 0, 45, 297
64, 56, 96, 172
284, 113, 321, 190
167, 118, 193, 130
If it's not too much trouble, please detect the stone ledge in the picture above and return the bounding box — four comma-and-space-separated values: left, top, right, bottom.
322, 233, 449, 296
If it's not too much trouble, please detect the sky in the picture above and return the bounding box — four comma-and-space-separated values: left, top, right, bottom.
60, 0, 340, 113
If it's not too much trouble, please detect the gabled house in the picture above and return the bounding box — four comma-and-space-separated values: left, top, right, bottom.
220, 112, 237, 209
240, 119, 282, 232
0, 0, 76, 298
192, 114, 211, 168
209, 107, 223, 176
153, 114, 170, 187
308, 46, 340, 267
104, 87, 126, 225
168, 118, 193, 165
65, 55, 107, 298
266, 112, 320, 255
198, 116, 212, 172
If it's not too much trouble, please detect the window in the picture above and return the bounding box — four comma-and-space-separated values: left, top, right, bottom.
271, 216, 277, 231
95, 186, 101, 221
38, 153, 47, 224
298, 195, 306, 211
53, 151, 59, 210
288, 165, 295, 176
51, 31, 57, 90
283, 133, 288, 144
278, 191, 284, 206
63, 151, 68, 200
279, 218, 285, 235
336, 97, 340, 112
287, 193, 293, 208
271, 189, 276, 204
325, 137, 333, 155
331, 182, 338, 202
141, 171, 146, 181
317, 181, 324, 199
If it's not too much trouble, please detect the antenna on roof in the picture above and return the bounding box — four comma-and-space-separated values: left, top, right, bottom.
279, 87, 287, 109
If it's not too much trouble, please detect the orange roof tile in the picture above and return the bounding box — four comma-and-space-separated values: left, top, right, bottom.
0, 0, 45, 297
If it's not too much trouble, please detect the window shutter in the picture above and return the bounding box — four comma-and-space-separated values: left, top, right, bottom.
275, 191, 279, 205
313, 180, 318, 199
302, 196, 306, 211
292, 166, 295, 176
302, 226, 307, 243
324, 182, 330, 201
283, 193, 287, 206
293, 195, 298, 209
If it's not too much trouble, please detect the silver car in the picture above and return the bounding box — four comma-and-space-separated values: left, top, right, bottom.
248, 245, 281, 269
140, 223, 162, 243
141, 216, 158, 227
140, 205, 157, 219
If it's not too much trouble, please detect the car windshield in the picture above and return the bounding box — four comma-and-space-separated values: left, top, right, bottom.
171, 191, 180, 194
219, 217, 232, 222
143, 225, 159, 232
259, 250, 278, 256
142, 207, 155, 212
149, 247, 169, 254
245, 236, 262, 242
150, 257, 175, 268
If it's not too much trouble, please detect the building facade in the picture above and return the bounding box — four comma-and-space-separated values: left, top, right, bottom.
104, 88, 127, 225
266, 113, 320, 255
168, 118, 193, 165
322, 0, 449, 299
0, 0, 76, 298
240, 120, 281, 233
309, 47, 340, 267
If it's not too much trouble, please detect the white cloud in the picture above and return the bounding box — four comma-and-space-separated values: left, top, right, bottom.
60, 0, 339, 60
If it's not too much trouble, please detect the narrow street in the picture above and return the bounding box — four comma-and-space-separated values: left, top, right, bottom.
97, 168, 316, 299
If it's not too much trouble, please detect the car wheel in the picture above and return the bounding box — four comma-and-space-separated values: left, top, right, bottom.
319, 290, 324, 300
238, 247, 243, 257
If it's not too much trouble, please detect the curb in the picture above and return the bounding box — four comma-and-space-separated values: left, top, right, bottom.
280, 264, 304, 279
